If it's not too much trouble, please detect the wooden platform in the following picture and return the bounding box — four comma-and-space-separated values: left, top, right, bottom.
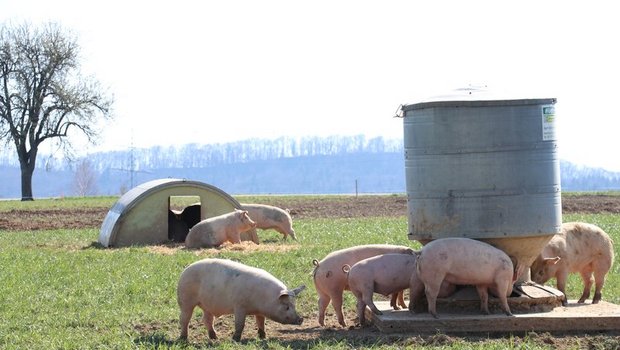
368, 300, 620, 334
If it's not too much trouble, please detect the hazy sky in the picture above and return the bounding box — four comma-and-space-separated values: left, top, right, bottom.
2, 0, 619, 171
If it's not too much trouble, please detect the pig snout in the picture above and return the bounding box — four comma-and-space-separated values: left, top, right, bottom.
293, 316, 303, 325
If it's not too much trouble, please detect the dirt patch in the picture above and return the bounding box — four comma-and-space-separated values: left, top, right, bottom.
1, 194, 618, 231
132, 316, 620, 349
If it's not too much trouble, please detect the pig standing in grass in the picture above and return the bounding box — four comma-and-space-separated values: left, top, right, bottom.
177, 258, 305, 342
530, 222, 614, 306
409, 238, 515, 318
312, 244, 414, 327
241, 203, 296, 241
185, 209, 257, 248
344, 253, 456, 326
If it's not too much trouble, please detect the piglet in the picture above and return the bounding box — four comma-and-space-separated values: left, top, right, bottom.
177, 258, 305, 342
312, 244, 414, 327
344, 253, 455, 325
241, 203, 296, 240
185, 209, 257, 248
409, 237, 515, 318
530, 222, 615, 306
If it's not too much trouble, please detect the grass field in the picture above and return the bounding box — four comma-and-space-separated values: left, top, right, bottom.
1, 196, 619, 349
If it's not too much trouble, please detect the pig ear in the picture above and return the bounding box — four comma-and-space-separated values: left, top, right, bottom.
291, 285, 306, 296
280, 285, 306, 299
544, 256, 561, 265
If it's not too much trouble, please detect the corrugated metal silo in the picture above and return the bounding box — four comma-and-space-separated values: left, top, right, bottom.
402, 88, 561, 279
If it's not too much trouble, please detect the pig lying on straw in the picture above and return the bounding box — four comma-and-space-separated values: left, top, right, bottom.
185, 209, 256, 248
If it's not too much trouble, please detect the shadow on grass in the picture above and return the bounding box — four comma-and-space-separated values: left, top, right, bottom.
83, 241, 106, 250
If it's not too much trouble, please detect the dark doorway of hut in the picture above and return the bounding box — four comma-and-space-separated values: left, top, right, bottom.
168, 196, 202, 243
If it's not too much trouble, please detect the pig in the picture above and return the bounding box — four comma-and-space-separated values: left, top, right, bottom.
530, 222, 615, 306
409, 238, 515, 318
312, 244, 414, 327
177, 258, 305, 342
184, 209, 257, 248
241, 203, 297, 241
344, 253, 456, 326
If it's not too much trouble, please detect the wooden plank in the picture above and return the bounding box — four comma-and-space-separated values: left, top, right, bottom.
369, 300, 620, 334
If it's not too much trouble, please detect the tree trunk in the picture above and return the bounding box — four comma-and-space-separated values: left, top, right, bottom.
19, 153, 36, 201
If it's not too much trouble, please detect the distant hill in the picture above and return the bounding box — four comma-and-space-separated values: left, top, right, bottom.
0, 135, 619, 198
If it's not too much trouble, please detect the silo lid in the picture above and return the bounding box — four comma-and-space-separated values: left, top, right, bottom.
401, 86, 556, 112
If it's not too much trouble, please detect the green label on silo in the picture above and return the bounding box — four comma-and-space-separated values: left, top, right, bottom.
542, 105, 555, 141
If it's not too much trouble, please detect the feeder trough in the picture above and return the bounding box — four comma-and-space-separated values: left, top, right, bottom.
370, 87, 620, 333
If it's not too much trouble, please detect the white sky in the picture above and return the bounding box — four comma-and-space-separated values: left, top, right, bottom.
2, 0, 619, 171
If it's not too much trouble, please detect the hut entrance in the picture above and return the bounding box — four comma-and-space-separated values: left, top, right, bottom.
168, 196, 202, 242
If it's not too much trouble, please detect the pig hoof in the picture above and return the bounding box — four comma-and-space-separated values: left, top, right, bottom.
258, 329, 266, 339
592, 299, 601, 304
561, 299, 568, 307
577, 299, 586, 304
208, 331, 217, 340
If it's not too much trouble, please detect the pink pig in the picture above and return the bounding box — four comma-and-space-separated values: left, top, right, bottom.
530, 222, 615, 306
185, 209, 257, 248
177, 258, 305, 341
409, 237, 515, 318
312, 244, 414, 327
241, 203, 296, 240
345, 253, 456, 325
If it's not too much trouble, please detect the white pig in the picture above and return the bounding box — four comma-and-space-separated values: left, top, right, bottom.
530, 222, 615, 306
185, 209, 257, 248
177, 258, 305, 341
241, 203, 296, 240
312, 244, 414, 327
344, 253, 456, 325
409, 238, 515, 318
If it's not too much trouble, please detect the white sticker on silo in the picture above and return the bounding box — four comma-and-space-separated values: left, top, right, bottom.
541, 105, 555, 141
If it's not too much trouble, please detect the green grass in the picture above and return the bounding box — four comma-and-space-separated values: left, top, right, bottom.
0, 196, 118, 212
1, 197, 619, 349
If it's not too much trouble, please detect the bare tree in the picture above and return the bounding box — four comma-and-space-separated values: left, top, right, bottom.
0, 22, 113, 200
73, 158, 98, 196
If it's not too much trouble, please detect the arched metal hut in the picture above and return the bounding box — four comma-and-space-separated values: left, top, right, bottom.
99, 178, 241, 247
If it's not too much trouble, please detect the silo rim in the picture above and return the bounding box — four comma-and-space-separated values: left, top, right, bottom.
402, 97, 557, 112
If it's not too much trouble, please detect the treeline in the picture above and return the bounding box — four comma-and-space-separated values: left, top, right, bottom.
0, 135, 619, 198
1, 135, 402, 172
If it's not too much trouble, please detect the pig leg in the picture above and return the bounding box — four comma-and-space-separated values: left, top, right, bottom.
230, 231, 242, 244
317, 291, 331, 326
255, 315, 266, 339
355, 298, 367, 326
424, 282, 442, 318
409, 273, 425, 313
555, 271, 569, 306
332, 292, 347, 327
476, 285, 490, 315
178, 304, 194, 339
247, 228, 260, 244
274, 227, 289, 240
397, 290, 407, 309
592, 266, 610, 304
202, 311, 217, 339
390, 291, 406, 310
577, 268, 594, 303
389, 293, 400, 310
362, 291, 382, 316
232, 308, 247, 342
